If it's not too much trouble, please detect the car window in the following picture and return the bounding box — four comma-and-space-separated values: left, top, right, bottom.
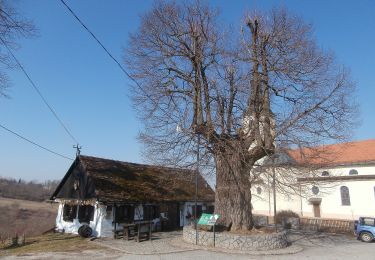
361, 218, 375, 226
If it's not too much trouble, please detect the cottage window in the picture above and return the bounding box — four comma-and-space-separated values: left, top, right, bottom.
115, 205, 134, 223
192, 205, 203, 219
321, 171, 330, 176
63, 204, 77, 222
206, 205, 215, 214
349, 169, 358, 175
78, 205, 94, 223
105, 206, 112, 219
340, 186, 351, 206
151, 205, 160, 219
143, 205, 160, 220
143, 205, 150, 220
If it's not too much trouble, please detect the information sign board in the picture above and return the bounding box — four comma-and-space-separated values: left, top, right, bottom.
197, 213, 220, 226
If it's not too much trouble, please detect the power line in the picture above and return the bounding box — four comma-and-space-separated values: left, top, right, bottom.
59, 0, 135, 82
59, 0, 160, 107
0, 123, 74, 160
0, 37, 79, 145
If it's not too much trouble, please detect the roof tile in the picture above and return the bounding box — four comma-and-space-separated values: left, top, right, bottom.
287, 139, 375, 166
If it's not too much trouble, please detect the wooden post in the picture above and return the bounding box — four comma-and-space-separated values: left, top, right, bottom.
123, 226, 128, 240
195, 133, 200, 245
273, 164, 277, 232
12, 233, 18, 247
137, 223, 140, 242
149, 221, 152, 241
113, 204, 117, 239
213, 224, 215, 247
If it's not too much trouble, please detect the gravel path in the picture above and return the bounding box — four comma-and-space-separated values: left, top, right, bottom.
94, 231, 196, 255
2, 230, 374, 259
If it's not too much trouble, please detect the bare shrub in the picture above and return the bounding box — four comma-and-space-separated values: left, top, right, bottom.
275, 210, 299, 226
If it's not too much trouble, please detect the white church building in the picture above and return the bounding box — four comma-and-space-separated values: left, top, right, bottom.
252, 139, 375, 220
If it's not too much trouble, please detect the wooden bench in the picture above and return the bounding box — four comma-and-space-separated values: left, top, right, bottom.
134, 221, 152, 242
123, 223, 136, 240
113, 221, 152, 242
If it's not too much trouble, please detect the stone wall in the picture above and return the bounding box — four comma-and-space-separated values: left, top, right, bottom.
183, 226, 288, 251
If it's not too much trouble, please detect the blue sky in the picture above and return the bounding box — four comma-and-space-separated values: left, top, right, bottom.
0, 0, 374, 181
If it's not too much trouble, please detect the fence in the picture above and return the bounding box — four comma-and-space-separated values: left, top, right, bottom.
253, 214, 354, 234
299, 217, 354, 233
0, 233, 26, 248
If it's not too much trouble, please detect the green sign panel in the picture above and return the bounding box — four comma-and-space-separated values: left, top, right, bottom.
198, 213, 220, 226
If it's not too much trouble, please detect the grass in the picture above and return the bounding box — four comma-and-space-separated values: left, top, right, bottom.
0, 197, 57, 211
0, 232, 104, 256
0, 198, 106, 257
0, 197, 57, 238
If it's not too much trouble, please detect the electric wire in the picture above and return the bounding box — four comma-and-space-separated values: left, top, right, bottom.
59, 0, 167, 116
59, 0, 135, 85
0, 123, 74, 160
0, 37, 79, 145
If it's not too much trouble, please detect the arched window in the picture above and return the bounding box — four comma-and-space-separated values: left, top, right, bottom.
322, 171, 330, 176
312, 186, 319, 195
340, 186, 351, 206
349, 169, 358, 175
256, 187, 262, 195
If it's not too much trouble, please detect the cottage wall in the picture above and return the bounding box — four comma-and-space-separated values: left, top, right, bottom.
96, 204, 113, 237
180, 202, 209, 227
56, 201, 213, 237
55, 202, 104, 236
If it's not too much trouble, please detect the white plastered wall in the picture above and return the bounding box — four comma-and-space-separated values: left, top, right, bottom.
252, 165, 375, 220
56, 201, 214, 237
55, 202, 104, 237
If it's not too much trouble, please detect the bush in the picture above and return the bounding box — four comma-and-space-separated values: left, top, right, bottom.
0, 177, 59, 202
275, 210, 299, 225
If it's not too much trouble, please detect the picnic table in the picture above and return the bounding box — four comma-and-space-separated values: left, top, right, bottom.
114, 220, 152, 242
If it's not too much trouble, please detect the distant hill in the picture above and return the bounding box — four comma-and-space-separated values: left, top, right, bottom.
0, 177, 59, 202
0, 197, 57, 238
0, 178, 60, 238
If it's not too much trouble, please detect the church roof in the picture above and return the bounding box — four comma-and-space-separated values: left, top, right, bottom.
287, 139, 375, 167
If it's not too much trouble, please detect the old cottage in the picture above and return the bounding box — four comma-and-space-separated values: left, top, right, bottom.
50, 155, 214, 237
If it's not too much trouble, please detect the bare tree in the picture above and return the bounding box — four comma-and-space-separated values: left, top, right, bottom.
0, 0, 35, 97
125, 1, 356, 231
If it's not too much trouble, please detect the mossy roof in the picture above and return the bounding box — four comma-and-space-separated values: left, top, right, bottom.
76, 155, 214, 203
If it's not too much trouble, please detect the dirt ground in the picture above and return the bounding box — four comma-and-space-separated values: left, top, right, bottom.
1, 230, 373, 259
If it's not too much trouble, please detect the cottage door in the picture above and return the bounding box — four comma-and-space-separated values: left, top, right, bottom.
313, 203, 321, 218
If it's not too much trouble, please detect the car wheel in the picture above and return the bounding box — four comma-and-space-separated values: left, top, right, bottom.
359, 232, 373, 243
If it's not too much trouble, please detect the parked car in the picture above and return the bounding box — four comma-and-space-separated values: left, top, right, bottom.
354, 217, 375, 242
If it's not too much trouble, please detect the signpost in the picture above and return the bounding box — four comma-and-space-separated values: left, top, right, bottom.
197, 213, 220, 247
198, 213, 220, 225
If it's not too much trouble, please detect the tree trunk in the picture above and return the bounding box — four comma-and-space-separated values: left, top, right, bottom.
214, 150, 254, 231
